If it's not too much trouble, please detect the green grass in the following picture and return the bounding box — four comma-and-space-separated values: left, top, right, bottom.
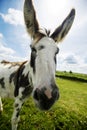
0, 75, 87, 130
56, 71, 87, 82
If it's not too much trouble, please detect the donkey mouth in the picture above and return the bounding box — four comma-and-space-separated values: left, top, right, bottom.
33, 87, 59, 110
36, 98, 57, 111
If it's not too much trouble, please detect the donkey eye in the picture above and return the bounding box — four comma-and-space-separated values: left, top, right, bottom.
30, 48, 37, 73
31, 47, 37, 58
54, 55, 57, 64
54, 48, 59, 64
30, 44, 37, 52
55, 48, 59, 55
31, 47, 37, 52
38, 45, 45, 50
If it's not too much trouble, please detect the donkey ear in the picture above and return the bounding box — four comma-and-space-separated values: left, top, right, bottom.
24, 0, 40, 40
51, 9, 75, 43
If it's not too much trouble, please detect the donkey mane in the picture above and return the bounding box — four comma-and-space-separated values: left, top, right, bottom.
39, 28, 51, 37
1, 60, 24, 69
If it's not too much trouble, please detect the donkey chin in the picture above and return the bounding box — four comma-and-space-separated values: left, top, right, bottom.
33, 85, 59, 110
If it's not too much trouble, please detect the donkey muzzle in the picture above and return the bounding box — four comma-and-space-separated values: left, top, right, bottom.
33, 85, 59, 110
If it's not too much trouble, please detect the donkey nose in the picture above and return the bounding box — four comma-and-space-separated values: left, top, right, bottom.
52, 86, 59, 100
33, 86, 59, 110
33, 88, 40, 101
33, 86, 59, 101
42, 86, 59, 100
33, 87, 52, 101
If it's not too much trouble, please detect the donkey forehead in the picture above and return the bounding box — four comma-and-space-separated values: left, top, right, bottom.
31, 36, 57, 49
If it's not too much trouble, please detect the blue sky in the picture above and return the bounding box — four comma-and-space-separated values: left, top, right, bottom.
0, 0, 87, 74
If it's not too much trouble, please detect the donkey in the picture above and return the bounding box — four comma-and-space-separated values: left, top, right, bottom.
0, 0, 75, 130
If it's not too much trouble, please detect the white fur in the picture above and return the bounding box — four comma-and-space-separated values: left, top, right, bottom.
11, 88, 25, 130
31, 37, 58, 91
0, 63, 19, 98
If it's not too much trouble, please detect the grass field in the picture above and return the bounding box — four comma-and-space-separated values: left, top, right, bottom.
56, 71, 87, 82
0, 72, 87, 130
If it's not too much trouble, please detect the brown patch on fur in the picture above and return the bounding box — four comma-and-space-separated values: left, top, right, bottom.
1, 60, 11, 65
1, 60, 27, 68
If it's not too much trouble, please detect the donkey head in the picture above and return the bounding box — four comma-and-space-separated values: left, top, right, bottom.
24, 0, 75, 110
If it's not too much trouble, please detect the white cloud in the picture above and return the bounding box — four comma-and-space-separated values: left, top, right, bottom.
63, 55, 78, 64
0, 43, 15, 55
0, 8, 24, 26
0, 33, 3, 39
57, 52, 87, 74
0, 41, 26, 62
0, 33, 25, 62
0, 33, 15, 55
0, 39, 17, 61
0, 53, 25, 62
84, 57, 87, 64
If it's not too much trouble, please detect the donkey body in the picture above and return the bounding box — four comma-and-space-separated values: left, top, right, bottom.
0, 60, 33, 129
0, 0, 75, 130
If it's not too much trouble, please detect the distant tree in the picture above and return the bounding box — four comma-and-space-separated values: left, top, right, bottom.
70, 70, 72, 74
64, 71, 66, 73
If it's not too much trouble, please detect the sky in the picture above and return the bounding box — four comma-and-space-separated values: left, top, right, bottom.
0, 0, 87, 74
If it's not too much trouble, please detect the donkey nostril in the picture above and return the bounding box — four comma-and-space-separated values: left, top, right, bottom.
52, 88, 59, 100
33, 89, 40, 101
